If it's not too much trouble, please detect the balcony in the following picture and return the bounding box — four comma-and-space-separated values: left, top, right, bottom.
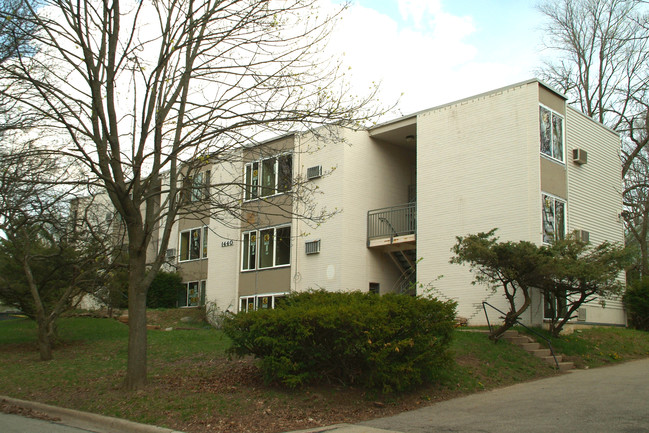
367, 202, 416, 248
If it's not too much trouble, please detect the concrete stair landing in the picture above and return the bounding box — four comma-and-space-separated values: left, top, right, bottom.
502, 330, 574, 372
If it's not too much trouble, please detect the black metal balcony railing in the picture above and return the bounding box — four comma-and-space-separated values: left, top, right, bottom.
367, 202, 416, 243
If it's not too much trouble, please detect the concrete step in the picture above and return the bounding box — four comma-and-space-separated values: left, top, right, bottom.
491, 329, 574, 372
530, 349, 551, 357
558, 361, 574, 372
541, 355, 563, 364
520, 342, 541, 351
505, 336, 530, 345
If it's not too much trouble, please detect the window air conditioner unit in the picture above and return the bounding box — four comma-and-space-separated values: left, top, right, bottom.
575, 230, 590, 243
305, 239, 321, 255
166, 248, 176, 259
577, 308, 587, 322
573, 148, 588, 165
306, 165, 323, 180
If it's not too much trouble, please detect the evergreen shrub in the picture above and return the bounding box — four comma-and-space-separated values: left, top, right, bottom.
147, 271, 184, 308
624, 278, 649, 331
222, 290, 456, 392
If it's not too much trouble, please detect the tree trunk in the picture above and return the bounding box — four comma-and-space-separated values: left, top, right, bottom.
124, 251, 148, 390
22, 257, 54, 361
36, 317, 53, 361
640, 238, 649, 279
490, 286, 532, 341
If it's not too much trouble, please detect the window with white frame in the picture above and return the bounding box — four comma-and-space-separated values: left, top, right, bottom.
178, 280, 206, 307
242, 225, 290, 270
544, 291, 567, 320
244, 154, 292, 201
239, 293, 287, 312
182, 170, 210, 203
542, 194, 566, 243
179, 226, 208, 261
540, 106, 564, 162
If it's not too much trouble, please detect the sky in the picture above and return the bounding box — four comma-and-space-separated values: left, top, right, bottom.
324, 0, 548, 117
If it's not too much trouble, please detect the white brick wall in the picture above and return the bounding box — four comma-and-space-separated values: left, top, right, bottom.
293, 128, 412, 294
206, 156, 243, 314
416, 82, 541, 324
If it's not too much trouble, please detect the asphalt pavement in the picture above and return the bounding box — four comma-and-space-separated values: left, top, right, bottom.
360, 357, 649, 433
2, 358, 648, 433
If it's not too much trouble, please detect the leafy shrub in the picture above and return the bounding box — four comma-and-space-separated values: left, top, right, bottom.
222, 290, 456, 393
147, 271, 184, 308
624, 278, 649, 331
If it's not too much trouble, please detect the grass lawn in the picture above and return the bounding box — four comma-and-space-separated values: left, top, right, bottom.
0, 312, 647, 433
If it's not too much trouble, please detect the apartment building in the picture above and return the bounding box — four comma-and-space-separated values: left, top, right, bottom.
167, 79, 626, 327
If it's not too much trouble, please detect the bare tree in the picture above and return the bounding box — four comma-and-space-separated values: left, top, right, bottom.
0, 144, 114, 360
0, 0, 382, 389
538, 0, 649, 275
0, 0, 39, 133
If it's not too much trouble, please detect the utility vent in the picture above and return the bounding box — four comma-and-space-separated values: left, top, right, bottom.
166, 248, 176, 259
305, 240, 321, 255
575, 229, 590, 243
573, 148, 588, 165
306, 165, 323, 180
578, 308, 587, 322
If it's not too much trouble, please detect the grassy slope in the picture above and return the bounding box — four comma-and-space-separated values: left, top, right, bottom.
521, 326, 649, 368
0, 315, 647, 432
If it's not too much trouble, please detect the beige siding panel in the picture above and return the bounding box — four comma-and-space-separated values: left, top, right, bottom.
539, 85, 566, 115
566, 108, 626, 324
239, 267, 291, 296
417, 82, 541, 324
241, 198, 293, 229
243, 136, 294, 162
178, 260, 208, 283
540, 157, 567, 199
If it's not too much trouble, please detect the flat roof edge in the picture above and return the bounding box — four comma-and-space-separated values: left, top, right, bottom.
368, 78, 569, 132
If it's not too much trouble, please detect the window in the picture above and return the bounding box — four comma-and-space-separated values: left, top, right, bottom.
244, 154, 292, 200
241, 225, 290, 270
542, 194, 566, 243
178, 280, 206, 307
183, 170, 210, 203
540, 106, 564, 162
544, 291, 567, 320
203, 226, 208, 258
239, 293, 287, 312
179, 226, 208, 261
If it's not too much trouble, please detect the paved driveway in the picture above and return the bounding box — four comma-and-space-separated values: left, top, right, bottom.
362, 358, 649, 433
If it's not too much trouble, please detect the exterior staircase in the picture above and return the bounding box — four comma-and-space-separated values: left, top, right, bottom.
502, 330, 574, 372
388, 249, 417, 294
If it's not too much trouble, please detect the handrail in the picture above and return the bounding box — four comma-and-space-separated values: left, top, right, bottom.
367, 202, 416, 243
378, 216, 398, 236
482, 301, 560, 369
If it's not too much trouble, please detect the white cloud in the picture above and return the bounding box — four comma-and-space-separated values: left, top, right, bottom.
397, 0, 442, 29
323, 0, 540, 116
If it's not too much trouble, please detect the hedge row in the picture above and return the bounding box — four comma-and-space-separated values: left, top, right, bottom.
222, 290, 456, 393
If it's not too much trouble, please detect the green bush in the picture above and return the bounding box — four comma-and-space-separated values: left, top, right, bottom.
624, 278, 649, 331
147, 271, 184, 308
222, 290, 456, 393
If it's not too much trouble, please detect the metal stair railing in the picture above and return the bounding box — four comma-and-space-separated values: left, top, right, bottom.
482, 301, 560, 369
367, 202, 416, 245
